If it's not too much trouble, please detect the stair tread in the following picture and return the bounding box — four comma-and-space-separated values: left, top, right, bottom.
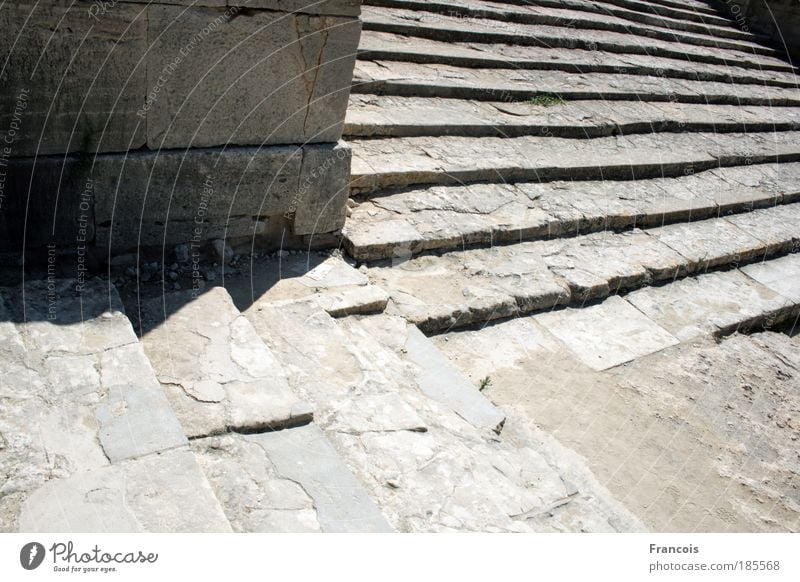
358, 31, 799, 87
354, 60, 800, 107
361, 205, 800, 332
346, 95, 800, 138
361, 5, 788, 69
0, 278, 231, 532
364, 0, 765, 50
349, 131, 800, 194
344, 162, 800, 260
139, 286, 314, 439
192, 426, 393, 533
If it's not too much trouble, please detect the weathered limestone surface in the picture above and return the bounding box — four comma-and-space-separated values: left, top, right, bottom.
146, 5, 360, 149
140, 287, 313, 438
0, 279, 189, 531
193, 426, 392, 533
0, 1, 360, 156
2, 141, 351, 251
362, 206, 799, 333
114, 0, 362, 17
360, 5, 789, 68
366, 0, 767, 51
243, 298, 642, 531
345, 164, 800, 260
626, 268, 797, 341
0, 0, 147, 157
354, 60, 800, 105
350, 132, 800, 194
434, 320, 800, 531
18, 450, 232, 533
346, 96, 800, 138
358, 31, 800, 87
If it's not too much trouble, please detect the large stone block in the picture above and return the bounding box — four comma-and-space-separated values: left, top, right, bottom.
0, 1, 147, 157
144, 4, 360, 149
1, 141, 351, 251
113, 0, 362, 17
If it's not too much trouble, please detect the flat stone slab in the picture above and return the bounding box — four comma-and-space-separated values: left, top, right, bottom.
360, 5, 791, 71
625, 268, 796, 341
248, 425, 392, 533
354, 59, 800, 107
346, 96, 800, 138
741, 253, 800, 302
140, 287, 312, 438
403, 325, 507, 431
231, 255, 390, 317
357, 31, 799, 88
18, 449, 231, 533
369, 0, 770, 54
534, 295, 680, 370
349, 131, 800, 194
345, 163, 800, 261
0, 279, 187, 531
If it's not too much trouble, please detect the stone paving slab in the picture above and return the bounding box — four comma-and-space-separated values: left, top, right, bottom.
349, 131, 800, 194
0, 279, 187, 530
354, 60, 800, 106
346, 95, 800, 138
140, 287, 313, 439
361, 5, 789, 70
18, 449, 231, 533
345, 163, 800, 260
361, 203, 799, 332
357, 31, 800, 87
366, 0, 767, 53
224, 255, 389, 317
193, 426, 392, 533
625, 269, 797, 341
741, 253, 800, 302
534, 295, 680, 370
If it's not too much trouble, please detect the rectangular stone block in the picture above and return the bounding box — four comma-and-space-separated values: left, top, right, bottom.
145, 5, 360, 149
0, 0, 146, 157
293, 141, 352, 235
114, 0, 362, 17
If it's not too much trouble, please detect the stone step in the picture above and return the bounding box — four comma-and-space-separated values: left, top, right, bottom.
0, 278, 231, 532
360, 204, 800, 333
192, 425, 393, 533
358, 32, 800, 89
498, 0, 731, 25
349, 131, 800, 195
353, 61, 800, 107
343, 162, 800, 261
363, 0, 767, 52
345, 96, 800, 138
361, 6, 789, 70
242, 297, 642, 531
138, 286, 314, 439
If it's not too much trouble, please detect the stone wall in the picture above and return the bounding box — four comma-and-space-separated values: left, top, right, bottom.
716, 0, 800, 60
0, 0, 361, 259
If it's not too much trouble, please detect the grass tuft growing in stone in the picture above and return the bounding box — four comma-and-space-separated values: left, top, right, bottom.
529, 93, 565, 107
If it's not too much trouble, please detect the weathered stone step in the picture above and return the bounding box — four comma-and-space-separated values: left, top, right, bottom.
353, 61, 800, 108
361, 204, 800, 333
361, 6, 789, 70
343, 162, 800, 261
499, 0, 731, 25
349, 131, 800, 195
192, 425, 393, 532
346, 96, 800, 138
358, 31, 800, 88
242, 297, 642, 531
364, 0, 767, 52
0, 278, 230, 532
138, 287, 314, 439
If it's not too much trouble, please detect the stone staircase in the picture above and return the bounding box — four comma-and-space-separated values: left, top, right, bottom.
3, 0, 800, 533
